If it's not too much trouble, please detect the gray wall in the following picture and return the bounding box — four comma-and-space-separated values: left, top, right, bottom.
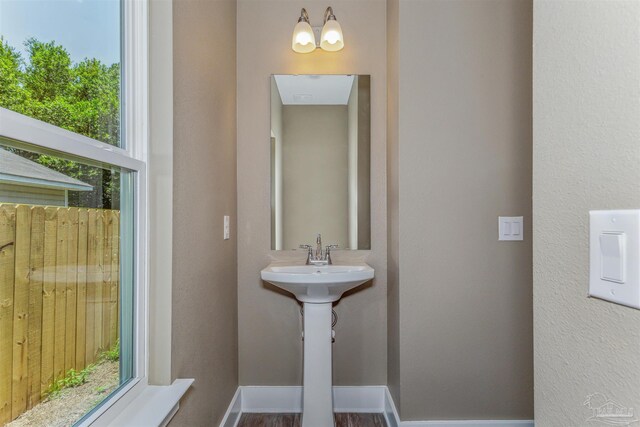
388, 0, 533, 420
171, 0, 238, 424
533, 0, 640, 424
237, 0, 387, 387
386, 0, 400, 410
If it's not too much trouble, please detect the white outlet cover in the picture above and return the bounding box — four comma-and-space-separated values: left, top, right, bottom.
589, 210, 640, 309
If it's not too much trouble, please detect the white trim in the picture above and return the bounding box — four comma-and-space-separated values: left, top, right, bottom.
241, 386, 302, 413
219, 388, 242, 427
147, 0, 174, 385
239, 386, 387, 414
0, 108, 144, 172
160, 404, 179, 427
123, 0, 149, 163
384, 387, 399, 427
223, 386, 534, 427
399, 422, 534, 427
106, 379, 193, 426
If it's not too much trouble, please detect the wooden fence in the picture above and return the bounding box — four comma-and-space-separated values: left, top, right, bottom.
0, 204, 120, 425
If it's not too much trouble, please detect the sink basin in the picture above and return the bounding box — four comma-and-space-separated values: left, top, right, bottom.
261, 263, 374, 303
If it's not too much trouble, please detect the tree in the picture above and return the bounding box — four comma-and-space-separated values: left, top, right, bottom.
0, 37, 25, 111
0, 38, 121, 209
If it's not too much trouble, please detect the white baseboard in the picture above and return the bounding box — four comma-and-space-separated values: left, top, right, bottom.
400, 422, 533, 427
239, 386, 387, 413
219, 388, 241, 427
219, 386, 534, 427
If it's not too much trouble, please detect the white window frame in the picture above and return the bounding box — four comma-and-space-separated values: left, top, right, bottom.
0, 0, 152, 424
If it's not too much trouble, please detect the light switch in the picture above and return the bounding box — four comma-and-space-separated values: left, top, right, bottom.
499, 216, 524, 241
512, 221, 521, 236
599, 232, 625, 283
224, 215, 230, 240
590, 210, 640, 309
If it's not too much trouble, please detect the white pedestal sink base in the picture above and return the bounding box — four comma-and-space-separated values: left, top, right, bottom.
260, 263, 374, 427
302, 302, 335, 427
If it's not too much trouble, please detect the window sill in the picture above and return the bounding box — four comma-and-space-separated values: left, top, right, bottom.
95, 379, 194, 426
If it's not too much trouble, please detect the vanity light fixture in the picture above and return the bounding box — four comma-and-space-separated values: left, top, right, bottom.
291, 6, 344, 53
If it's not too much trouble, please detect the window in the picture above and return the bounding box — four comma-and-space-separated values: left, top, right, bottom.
0, 1, 147, 425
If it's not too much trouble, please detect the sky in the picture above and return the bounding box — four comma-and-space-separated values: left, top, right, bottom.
0, 0, 120, 65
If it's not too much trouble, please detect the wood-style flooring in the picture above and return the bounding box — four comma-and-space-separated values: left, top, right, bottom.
237, 412, 387, 427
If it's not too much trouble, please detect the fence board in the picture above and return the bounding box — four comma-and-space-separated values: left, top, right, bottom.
40, 207, 57, 398
94, 211, 104, 355
0, 205, 16, 424
65, 209, 79, 373
85, 210, 97, 365
27, 207, 44, 409
102, 211, 112, 351
110, 213, 119, 346
11, 205, 31, 418
53, 209, 68, 381
75, 210, 88, 371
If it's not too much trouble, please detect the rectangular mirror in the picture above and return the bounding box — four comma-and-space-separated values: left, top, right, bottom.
271, 74, 371, 250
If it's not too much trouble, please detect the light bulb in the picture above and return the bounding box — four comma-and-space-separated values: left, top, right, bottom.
323, 30, 340, 45
296, 31, 313, 46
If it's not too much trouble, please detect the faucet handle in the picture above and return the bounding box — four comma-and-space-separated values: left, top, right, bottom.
300, 244, 314, 265
324, 244, 339, 265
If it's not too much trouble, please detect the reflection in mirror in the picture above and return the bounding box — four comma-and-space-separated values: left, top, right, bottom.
271, 75, 370, 250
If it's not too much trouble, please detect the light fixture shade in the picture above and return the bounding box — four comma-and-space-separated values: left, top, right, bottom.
292, 20, 316, 53
320, 19, 344, 52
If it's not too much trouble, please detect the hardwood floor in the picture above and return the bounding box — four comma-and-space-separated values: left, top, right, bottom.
237, 412, 387, 427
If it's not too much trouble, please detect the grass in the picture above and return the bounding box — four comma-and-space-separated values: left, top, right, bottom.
46, 366, 94, 398
45, 343, 120, 399
100, 341, 119, 363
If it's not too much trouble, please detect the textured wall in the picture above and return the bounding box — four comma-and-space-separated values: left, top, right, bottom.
386, 0, 400, 409
171, 0, 238, 424
533, 1, 640, 425
392, 0, 533, 420
237, 0, 387, 386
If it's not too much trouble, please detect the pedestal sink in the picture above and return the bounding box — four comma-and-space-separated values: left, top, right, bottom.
261, 263, 374, 427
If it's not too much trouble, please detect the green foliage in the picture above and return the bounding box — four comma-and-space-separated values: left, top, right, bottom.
0, 37, 25, 111
44, 342, 119, 399
46, 366, 95, 398
24, 39, 72, 102
101, 341, 120, 363
0, 38, 121, 209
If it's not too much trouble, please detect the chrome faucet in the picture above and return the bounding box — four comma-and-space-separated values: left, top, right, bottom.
316, 233, 322, 259
300, 233, 338, 265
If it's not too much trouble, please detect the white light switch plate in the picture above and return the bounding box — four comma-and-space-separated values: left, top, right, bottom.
589, 210, 640, 309
499, 216, 524, 241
